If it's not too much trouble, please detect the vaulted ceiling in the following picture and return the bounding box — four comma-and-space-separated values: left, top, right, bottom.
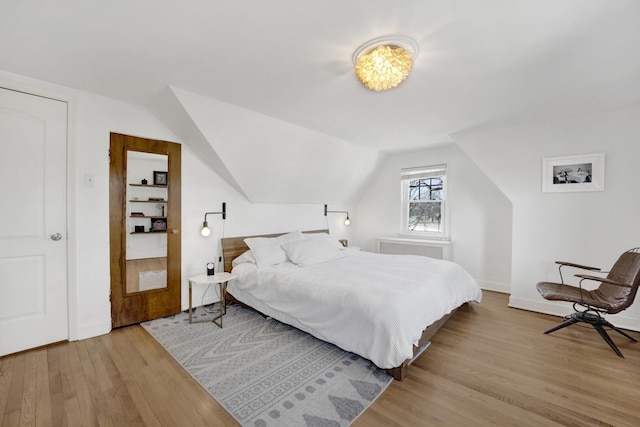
2, 1, 639, 202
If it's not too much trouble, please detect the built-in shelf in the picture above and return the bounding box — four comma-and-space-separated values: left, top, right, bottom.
129, 231, 167, 235
129, 200, 167, 203
129, 183, 167, 188
130, 216, 166, 219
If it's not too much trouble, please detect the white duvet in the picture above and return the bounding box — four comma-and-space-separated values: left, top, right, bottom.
228, 248, 482, 369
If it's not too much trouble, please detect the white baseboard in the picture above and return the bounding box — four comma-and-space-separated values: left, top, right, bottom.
477, 279, 510, 294
75, 320, 112, 341
508, 296, 640, 333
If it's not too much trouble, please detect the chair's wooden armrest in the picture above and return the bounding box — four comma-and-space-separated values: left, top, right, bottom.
556, 261, 601, 271
575, 274, 631, 288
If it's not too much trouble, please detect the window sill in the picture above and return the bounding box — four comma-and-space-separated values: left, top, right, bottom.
395, 233, 450, 243
381, 236, 451, 245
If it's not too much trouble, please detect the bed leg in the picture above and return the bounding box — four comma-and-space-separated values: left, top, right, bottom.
386, 364, 408, 381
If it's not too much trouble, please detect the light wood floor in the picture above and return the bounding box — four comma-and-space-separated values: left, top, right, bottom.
1, 291, 639, 426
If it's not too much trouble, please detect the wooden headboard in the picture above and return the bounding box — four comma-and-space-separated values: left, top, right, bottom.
221, 229, 329, 272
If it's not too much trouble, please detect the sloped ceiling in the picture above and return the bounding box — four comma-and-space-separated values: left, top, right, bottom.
2, 1, 639, 202
149, 86, 381, 203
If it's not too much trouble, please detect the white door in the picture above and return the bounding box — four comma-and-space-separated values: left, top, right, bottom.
0, 87, 68, 356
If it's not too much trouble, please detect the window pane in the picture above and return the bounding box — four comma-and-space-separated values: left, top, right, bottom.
408, 177, 443, 201
408, 202, 442, 232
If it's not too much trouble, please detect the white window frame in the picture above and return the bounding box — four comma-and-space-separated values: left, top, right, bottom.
400, 165, 448, 238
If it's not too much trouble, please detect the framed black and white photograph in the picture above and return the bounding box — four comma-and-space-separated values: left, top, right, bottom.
542, 153, 605, 193
150, 217, 167, 232
153, 170, 168, 186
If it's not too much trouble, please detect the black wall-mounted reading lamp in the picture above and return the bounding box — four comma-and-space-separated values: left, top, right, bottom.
201, 202, 227, 236
324, 204, 351, 226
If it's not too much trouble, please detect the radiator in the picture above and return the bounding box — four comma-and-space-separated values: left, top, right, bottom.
377, 237, 452, 261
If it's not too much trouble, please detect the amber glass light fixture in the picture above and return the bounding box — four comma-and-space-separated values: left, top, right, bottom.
353, 35, 419, 92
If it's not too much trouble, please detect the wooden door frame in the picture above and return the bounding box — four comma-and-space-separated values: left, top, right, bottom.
109, 133, 182, 327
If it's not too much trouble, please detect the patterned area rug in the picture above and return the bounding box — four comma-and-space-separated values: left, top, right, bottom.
142, 304, 392, 426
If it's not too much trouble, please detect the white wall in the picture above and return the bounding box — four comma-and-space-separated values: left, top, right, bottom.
455, 106, 640, 331
7, 65, 639, 345
182, 146, 354, 308
353, 144, 512, 292
73, 89, 184, 339
151, 86, 382, 205
1, 70, 354, 342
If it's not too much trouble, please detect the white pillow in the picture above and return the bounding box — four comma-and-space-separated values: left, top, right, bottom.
276, 230, 306, 245
244, 231, 307, 268
305, 232, 345, 249
232, 250, 255, 267
281, 238, 344, 267
244, 237, 286, 268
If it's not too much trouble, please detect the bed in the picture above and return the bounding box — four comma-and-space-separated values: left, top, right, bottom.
221, 229, 482, 380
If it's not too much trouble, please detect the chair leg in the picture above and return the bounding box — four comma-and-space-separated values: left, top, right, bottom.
592, 323, 624, 358
544, 312, 637, 357
543, 317, 579, 335
600, 319, 639, 342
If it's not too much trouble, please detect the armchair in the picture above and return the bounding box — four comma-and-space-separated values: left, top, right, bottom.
536, 248, 640, 357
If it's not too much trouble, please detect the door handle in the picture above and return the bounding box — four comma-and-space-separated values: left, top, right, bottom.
171, 229, 180, 234
51, 233, 63, 241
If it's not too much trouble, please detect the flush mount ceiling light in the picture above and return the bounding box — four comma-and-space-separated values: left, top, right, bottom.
352, 35, 419, 92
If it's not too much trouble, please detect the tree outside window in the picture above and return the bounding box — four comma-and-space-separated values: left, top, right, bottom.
401, 165, 447, 236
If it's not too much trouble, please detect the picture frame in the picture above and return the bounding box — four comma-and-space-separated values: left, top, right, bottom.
153, 170, 168, 186
150, 217, 167, 232
542, 153, 605, 193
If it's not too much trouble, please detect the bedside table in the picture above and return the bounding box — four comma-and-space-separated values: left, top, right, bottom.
188, 272, 237, 327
